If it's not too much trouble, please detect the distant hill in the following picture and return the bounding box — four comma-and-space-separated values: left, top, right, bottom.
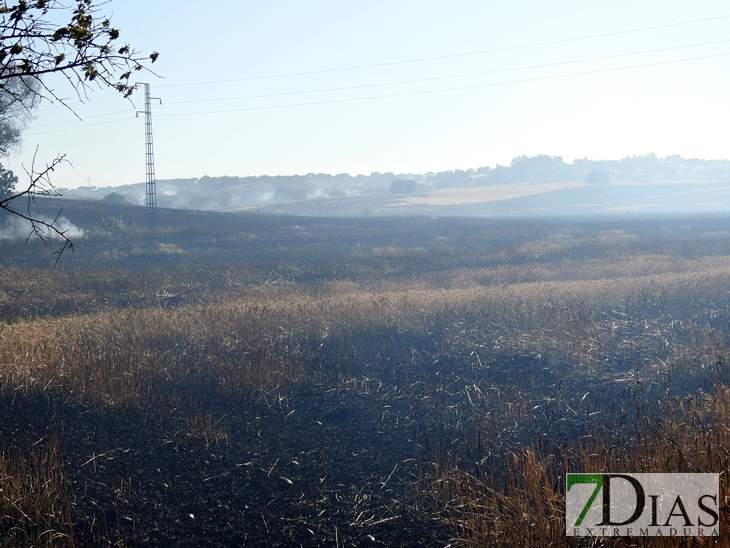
55, 154, 730, 217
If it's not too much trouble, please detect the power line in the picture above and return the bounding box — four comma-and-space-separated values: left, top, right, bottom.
29, 108, 134, 129
162, 38, 730, 107
24, 116, 135, 136
28, 14, 730, 117
22, 50, 730, 136
153, 52, 730, 117
156, 14, 730, 88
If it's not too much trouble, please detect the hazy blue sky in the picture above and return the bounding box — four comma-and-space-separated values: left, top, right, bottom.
7, 1, 730, 188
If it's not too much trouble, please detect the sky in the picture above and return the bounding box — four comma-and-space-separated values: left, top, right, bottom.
6, 0, 730, 189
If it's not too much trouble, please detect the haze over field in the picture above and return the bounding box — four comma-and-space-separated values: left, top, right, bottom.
58, 153, 730, 217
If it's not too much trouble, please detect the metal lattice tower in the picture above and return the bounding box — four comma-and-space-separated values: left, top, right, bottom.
136, 83, 161, 248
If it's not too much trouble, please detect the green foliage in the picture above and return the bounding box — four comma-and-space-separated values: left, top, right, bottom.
0, 163, 17, 200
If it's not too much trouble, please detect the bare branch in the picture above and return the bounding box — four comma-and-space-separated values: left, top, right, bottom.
0, 148, 74, 266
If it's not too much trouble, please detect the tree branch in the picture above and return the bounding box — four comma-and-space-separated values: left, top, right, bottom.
0, 0, 160, 105
0, 149, 74, 266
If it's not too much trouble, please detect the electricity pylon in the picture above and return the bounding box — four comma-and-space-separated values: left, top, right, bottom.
136, 83, 161, 249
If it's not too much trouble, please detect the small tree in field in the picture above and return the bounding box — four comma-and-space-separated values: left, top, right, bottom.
584, 170, 610, 185
0, 162, 17, 197
0, 161, 17, 226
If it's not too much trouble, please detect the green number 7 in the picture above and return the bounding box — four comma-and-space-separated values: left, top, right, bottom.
567, 474, 603, 526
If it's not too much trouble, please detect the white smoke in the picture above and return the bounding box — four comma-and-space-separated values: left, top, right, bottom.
0, 214, 84, 240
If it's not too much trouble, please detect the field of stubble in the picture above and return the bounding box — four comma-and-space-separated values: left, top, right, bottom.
0, 201, 728, 546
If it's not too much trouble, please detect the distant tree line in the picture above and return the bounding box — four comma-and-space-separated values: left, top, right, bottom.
454, 154, 730, 187
57, 154, 730, 211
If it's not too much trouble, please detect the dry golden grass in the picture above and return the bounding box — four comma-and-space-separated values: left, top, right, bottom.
185, 413, 230, 448
1, 253, 730, 409
2, 238, 730, 544
431, 387, 730, 547
0, 436, 75, 548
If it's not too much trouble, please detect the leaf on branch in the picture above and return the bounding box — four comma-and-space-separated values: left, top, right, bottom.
10, 5, 28, 21
84, 63, 98, 80
116, 82, 133, 97
51, 27, 69, 41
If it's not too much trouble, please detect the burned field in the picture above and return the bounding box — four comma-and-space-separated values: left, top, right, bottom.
1, 204, 730, 546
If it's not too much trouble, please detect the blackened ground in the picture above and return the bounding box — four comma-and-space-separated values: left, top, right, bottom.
0, 383, 452, 547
